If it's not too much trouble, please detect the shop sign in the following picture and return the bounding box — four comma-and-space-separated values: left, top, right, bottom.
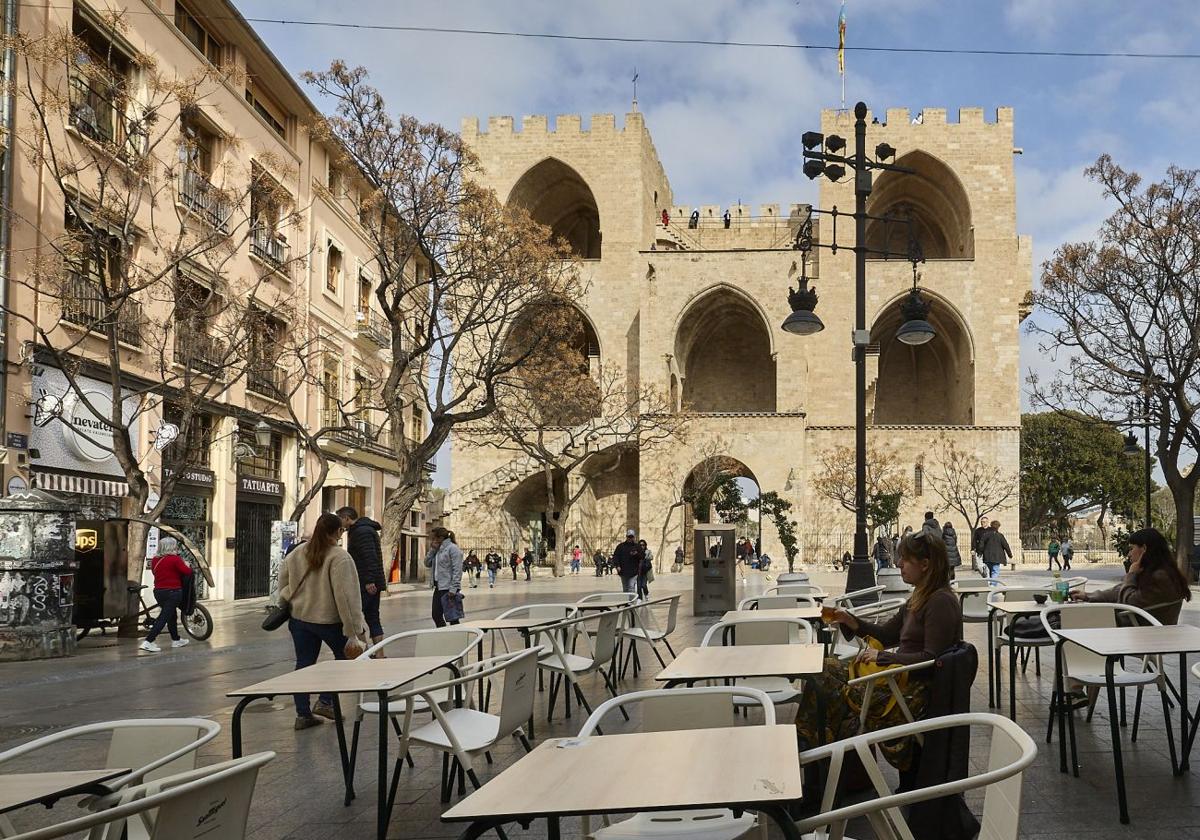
164, 466, 216, 489
62, 389, 115, 462
238, 474, 283, 498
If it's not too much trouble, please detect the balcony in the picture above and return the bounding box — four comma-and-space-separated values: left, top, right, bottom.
247, 362, 285, 399
249, 225, 290, 277
180, 169, 230, 232
69, 74, 145, 159
60, 271, 144, 347
320, 408, 394, 454
354, 308, 390, 348
173, 328, 227, 377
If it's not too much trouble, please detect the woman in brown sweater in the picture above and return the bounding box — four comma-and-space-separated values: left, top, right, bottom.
795, 530, 962, 770
1072, 528, 1191, 625
279, 512, 367, 730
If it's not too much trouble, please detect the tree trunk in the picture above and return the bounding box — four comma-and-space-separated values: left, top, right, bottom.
550, 516, 566, 577
1173, 484, 1196, 572
382, 482, 422, 578
117, 519, 149, 638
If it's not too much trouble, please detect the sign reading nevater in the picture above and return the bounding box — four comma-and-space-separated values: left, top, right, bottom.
29, 367, 140, 478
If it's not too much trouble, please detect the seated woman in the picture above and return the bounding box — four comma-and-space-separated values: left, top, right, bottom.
795, 530, 962, 771
1071, 527, 1191, 624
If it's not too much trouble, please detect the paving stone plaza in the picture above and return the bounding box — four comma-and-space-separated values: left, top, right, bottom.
5, 564, 1200, 839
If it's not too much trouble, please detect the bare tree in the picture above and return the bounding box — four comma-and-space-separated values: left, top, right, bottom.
464, 304, 684, 574
924, 437, 1018, 543
6, 12, 306, 610
303, 63, 581, 555
1029, 156, 1200, 567
812, 444, 911, 535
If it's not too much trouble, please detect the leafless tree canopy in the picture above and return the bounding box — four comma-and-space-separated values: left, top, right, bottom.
812, 444, 910, 531
1028, 155, 1200, 564
924, 437, 1018, 539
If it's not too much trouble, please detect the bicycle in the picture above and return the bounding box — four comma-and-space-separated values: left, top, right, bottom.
76, 582, 213, 642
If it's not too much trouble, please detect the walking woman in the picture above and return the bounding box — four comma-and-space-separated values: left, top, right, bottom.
139, 537, 193, 653
794, 530, 962, 772
279, 512, 367, 730
1072, 527, 1191, 624
942, 521, 962, 580
426, 527, 464, 627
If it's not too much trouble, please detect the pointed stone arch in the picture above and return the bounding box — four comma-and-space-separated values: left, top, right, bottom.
865, 150, 974, 260
507, 157, 602, 259
870, 291, 975, 425
673, 285, 777, 412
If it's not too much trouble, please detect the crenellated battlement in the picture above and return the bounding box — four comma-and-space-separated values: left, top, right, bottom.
461, 112, 648, 139
819, 106, 1014, 130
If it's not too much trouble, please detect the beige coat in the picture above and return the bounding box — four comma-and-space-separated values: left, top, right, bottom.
278, 543, 366, 640
1087, 567, 1187, 625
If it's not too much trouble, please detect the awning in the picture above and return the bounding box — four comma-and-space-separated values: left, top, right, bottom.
31, 471, 129, 497
324, 462, 356, 488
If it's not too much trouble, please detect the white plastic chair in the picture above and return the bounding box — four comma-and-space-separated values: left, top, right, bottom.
395, 647, 540, 802
829, 585, 886, 608
1041, 603, 1166, 741
738, 594, 820, 610
0, 718, 220, 839
577, 686, 776, 840
618, 594, 681, 678
700, 616, 814, 710
952, 578, 1006, 624
829, 598, 907, 661
1065, 576, 1088, 592
846, 659, 937, 734
794, 713, 1036, 840
348, 627, 484, 778
990, 587, 1054, 679
3, 752, 274, 840
776, 572, 810, 584
765, 583, 827, 598
537, 608, 629, 721
576, 592, 639, 609
493, 603, 577, 654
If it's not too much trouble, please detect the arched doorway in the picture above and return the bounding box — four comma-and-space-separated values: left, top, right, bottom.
865, 151, 973, 260
675, 287, 776, 412
871, 294, 974, 425
505, 300, 602, 425
680, 456, 761, 563
508, 158, 602, 258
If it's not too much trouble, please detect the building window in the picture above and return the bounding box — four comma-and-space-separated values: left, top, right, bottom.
357, 269, 371, 313
70, 10, 133, 148
322, 357, 340, 423
174, 3, 223, 65
249, 164, 290, 269
61, 209, 144, 346
179, 114, 229, 230
163, 404, 213, 469
914, 464, 924, 497
326, 241, 342, 294
410, 511, 419, 528
244, 73, 286, 138
239, 421, 282, 479
173, 270, 225, 373
246, 309, 285, 397
410, 405, 423, 443
327, 160, 345, 196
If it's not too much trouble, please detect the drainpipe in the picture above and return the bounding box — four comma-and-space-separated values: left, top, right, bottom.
0, 0, 19, 450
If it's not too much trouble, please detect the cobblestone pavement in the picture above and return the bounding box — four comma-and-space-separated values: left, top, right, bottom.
4, 563, 1200, 839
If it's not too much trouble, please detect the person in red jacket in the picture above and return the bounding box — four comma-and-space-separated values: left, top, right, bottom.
140, 537, 194, 653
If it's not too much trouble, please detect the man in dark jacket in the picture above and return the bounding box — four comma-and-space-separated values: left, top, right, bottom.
338, 507, 387, 649
612, 529, 645, 595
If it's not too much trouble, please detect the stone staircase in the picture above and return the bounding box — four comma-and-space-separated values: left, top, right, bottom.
656, 222, 698, 251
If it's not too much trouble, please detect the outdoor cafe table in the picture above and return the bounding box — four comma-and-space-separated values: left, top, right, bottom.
654, 643, 824, 688
461, 615, 562, 736
988, 599, 1052, 721
1052, 625, 1200, 824
228, 655, 460, 840
440, 725, 805, 839
719, 607, 822, 623
0, 768, 129, 815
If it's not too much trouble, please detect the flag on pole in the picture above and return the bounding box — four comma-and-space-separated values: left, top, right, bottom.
837, 1, 847, 76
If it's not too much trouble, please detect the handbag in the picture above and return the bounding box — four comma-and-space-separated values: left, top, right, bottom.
441, 590, 465, 622
262, 560, 313, 632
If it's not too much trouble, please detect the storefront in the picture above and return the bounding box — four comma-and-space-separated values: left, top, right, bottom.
162, 466, 215, 599
234, 472, 284, 599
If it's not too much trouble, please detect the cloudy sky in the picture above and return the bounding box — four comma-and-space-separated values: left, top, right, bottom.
236, 0, 1200, 483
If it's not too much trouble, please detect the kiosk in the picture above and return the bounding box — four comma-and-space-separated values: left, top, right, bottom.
693, 524, 738, 616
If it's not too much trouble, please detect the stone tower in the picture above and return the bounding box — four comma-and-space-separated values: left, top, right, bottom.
445, 107, 1030, 564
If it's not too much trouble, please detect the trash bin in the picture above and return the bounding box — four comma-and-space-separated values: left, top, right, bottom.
693, 524, 737, 616
0, 489, 79, 661
878, 567, 910, 595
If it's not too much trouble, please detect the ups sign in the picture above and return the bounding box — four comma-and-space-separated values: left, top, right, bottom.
75, 528, 98, 551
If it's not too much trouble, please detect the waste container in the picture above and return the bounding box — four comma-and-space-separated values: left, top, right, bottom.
693, 524, 737, 616
878, 567, 911, 595
0, 489, 78, 661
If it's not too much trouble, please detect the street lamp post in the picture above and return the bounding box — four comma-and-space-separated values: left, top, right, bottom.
782, 102, 933, 595
1122, 390, 1153, 529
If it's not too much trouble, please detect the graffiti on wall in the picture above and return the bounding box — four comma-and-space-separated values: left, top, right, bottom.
0, 570, 74, 628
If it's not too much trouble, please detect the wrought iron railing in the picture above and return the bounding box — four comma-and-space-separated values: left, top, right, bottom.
69, 74, 145, 158
354, 308, 390, 347
249, 225, 289, 274
320, 408, 393, 453
60, 271, 144, 346
179, 169, 230, 232
246, 361, 285, 399
173, 328, 227, 377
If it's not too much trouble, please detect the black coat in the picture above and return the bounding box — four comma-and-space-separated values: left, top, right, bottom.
612, 540, 644, 578
345, 518, 386, 588
902, 641, 980, 840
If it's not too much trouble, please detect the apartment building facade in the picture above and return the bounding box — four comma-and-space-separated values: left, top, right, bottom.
0, 0, 427, 600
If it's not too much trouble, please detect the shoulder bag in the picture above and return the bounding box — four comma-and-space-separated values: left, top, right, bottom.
262, 558, 313, 632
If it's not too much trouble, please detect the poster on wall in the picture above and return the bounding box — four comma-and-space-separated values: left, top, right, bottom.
267, 520, 299, 607
29, 367, 141, 479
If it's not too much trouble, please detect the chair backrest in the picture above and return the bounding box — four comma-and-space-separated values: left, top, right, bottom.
496, 649, 541, 739
577, 686, 776, 736
777, 573, 809, 584
588, 609, 624, 664
952, 579, 1005, 593
954, 579, 1005, 620
0, 718, 221, 791
848, 597, 906, 620
769, 583, 826, 597
793, 714, 1035, 840
6, 752, 274, 840
739, 594, 819, 610
412, 627, 485, 691
497, 604, 577, 622
1065, 576, 1088, 591
830, 585, 885, 608
700, 616, 814, 647
576, 592, 637, 608
1041, 603, 1161, 678
629, 595, 680, 637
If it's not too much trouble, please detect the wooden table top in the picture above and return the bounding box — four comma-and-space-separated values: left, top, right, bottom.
0, 769, 129, 814
990, 600, 1052, 615
441, 725, 802, 821
461, 617, 560, 632
228, 655, 458, 697
1055, 625, 1200, 657
720, 608, 822, 623
655, 644, 824, 683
